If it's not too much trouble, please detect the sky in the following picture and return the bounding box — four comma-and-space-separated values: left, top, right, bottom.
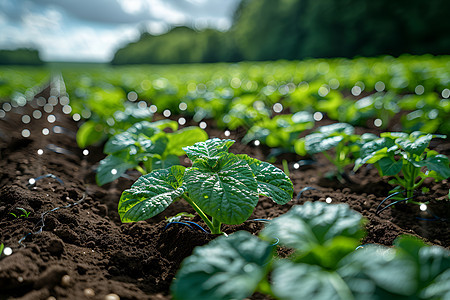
0, 0, 241, 62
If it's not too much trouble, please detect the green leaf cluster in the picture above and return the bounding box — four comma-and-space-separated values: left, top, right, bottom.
172, 202, 450, 300
96, 120, 208, 186
242, 111, 315, 152
118, 138, 294, 234
355, 131, 450, 199
295, 123, 377, 179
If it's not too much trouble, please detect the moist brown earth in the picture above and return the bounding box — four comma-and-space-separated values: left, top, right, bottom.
0, 83, 449, 300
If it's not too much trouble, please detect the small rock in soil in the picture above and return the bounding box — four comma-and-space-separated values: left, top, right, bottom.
84, 288, 96, 298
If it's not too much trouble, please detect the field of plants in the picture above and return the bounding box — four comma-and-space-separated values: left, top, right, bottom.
0, 55, 449, 300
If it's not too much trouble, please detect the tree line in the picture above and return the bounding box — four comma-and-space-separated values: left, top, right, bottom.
0, 49, 44, 65
112, 0, 450, 64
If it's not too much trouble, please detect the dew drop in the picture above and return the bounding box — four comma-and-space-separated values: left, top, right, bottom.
178, 117, 186, 125
37, 149, 44, 155
163, 109, 171, 117
3, 247, 12, 256
111, 169, 117, 175
351, 86, 362, 96
224, 130, 230, 137
293, 163, 300, 169
33, 110, 42, 119
127, 91, 138, 102
375, 81, 385, 92
47, 115, 56, 123
179, 102, 187, 111
374, 118, 383, 127
326, 197, 332, 203
22, 115, 31, 124
313, 112, 323, 121
254, 140, 260, 146
43, 103, 53, 113
149, 105, 157, 113
273, 103, 283, 113
72, 113, 81, 121
199, 121, 207, 129
42, 128, 49, 135
28, 178, 36, 185
62, 105, 72, 114
137, 101, 146, 109
441, 88, 450, 99
21, 129, 31, 138
83, 149, 89, 156
420, 204, 427, 211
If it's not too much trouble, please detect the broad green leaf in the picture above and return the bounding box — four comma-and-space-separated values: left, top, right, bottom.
150, 154, 180, 170
417, 154, 450, 179
380, 132, 409, 139
358, 137, 395, 162
104, 132, 136, 154
378, 157, 403, 176
76, 120, 105, 148
272, 260, 352, 300
96, 155, 137, 186
127, 121, 159, 136
318, 123, 354, 136
397, 134, 432, 156
118, 166, 186, 222
171, 231, 273, 300
183, 138, 235, 161
395, 236, 450, 290
184, 153, 258, 224
261, 202, 364, 253
238, 154, 293, 204
166, 126, 208, 156
140, 133, 168, 154
305, 133, 343, 154
294, 139, 307, 156
421, 269, 450, 299
338, 245, 417, 297
147, 119, 178, 131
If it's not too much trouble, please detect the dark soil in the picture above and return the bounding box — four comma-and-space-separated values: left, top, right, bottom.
0, 83, 449, 300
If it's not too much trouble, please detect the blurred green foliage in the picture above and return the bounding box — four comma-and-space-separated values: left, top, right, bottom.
112, 0, 450, 64
0, 49, 44, 66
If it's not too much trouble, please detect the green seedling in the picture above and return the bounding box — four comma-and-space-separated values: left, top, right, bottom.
295, 123, 376, 181
355, 131, 450, 203
242, 112, 315, 155
96, 120, 208, 186
9, 207, 31, 218
118, 138, 293, 234
0, 243, 4, 256
172, 202, 450, 300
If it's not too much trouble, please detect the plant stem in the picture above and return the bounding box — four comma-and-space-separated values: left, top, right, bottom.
182, 195, 218, 234
406, 162, 418, 199
256, 279, 277, 299
135, 165, 146, 175
211, 218, 222, 235
282, 159, 289, 177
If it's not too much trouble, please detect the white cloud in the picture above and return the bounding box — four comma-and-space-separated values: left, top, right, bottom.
0, 0, 241, 61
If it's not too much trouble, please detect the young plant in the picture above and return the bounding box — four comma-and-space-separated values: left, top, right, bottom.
171, 202, 450, 300
9, 207, 31, 218
354, 131, 450, 202
242, 112, 315, 156
118, 138, 293, 234
295, 123, 376, 181
96, 120, 208, 185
